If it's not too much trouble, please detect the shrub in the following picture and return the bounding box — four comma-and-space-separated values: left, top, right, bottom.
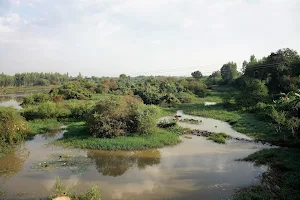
160, 94, 180, 107
175, 92, 196, 103
65, 100, 95, 119
86, 96, 160, 138
22, 101, 70, 120
22, 93, 50, 106
0, 107, 29, 144
132, 104, 160, 134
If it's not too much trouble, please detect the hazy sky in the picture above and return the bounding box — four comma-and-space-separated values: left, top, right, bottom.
0, 0, 299, 77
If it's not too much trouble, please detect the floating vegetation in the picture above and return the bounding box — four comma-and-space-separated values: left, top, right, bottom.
179, 118, 202, 124
184, 135, 192, 139
32, 153, 92, 173
207, 132, 230, 144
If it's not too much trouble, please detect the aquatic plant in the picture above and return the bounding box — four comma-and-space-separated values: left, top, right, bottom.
207, 132, 230, 144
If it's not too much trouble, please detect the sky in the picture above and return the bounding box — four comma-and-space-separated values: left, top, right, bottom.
0, 0, 300, 77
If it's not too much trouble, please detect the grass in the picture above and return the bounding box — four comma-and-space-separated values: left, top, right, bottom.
235, 148, 300, 200
177, 103, 278, 142
28, 119, 62, 137
42, 177, 101, 200
53, 121, 182, 150
207, 132, 230, 144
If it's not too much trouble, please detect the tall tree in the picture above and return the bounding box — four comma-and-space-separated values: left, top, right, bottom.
220, 62, 238, 83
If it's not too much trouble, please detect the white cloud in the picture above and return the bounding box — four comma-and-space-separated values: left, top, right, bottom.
0, 0, 300, 76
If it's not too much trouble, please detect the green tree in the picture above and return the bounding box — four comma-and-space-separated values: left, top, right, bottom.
191, 71, 203, 80
235, 78, 269, 108
220, 62, 238, 83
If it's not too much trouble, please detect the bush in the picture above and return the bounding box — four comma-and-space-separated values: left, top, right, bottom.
22, 101, 70, 120
22, 93, 50, 106
159, 94, 181, 107
185, 81, 207, 97
0, 107, 29, 144
86, 96, 160, 138
65, 100, 95, 119
175, 92, 197, 103
132, 104, 160, 134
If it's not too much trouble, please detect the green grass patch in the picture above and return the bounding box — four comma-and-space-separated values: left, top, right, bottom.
207, 132, 229, 144
28, 119, 62, 136
53, 122, 181, 150
236, 148, 300, 200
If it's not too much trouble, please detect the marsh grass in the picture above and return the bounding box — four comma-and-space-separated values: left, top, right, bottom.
53, 122, 181, 150
235, 148, 300, 200
207, 132, 229, 144
42, 177, 101, 200
28, 119, 61, 136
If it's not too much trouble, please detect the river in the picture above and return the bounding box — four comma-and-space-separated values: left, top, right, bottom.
0, 100, 269, 200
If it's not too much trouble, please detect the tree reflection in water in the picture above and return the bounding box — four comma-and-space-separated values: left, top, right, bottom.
87, 149, 161, 177
0, 145, 29, 179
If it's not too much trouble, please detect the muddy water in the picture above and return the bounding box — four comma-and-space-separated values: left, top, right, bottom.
0, 113, 268, 200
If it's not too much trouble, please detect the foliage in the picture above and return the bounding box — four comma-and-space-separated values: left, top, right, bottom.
184, 80, 207, 97
244, 48, 300, 94
22, 101, 70, 120
235, 78, 269, 108
87, 96, 160, 138
175, 92, 197, 103
64, 100, 96, 119
0, 72, 70, 87
22, 93, 51, 106
220, 62, 238, 83
0, 107, 29, 144
50, 82, 92, 100
206, 70, 222, 85
191, 70, 203, 80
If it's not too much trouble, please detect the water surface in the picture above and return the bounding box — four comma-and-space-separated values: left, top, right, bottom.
0, 127, 267, 200
0, 97, 23, 110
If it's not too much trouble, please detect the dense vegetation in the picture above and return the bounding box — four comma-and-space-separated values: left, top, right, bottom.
1, 47, 300, 200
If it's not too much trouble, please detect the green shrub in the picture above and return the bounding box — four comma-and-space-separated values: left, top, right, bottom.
160, 94, 181, 107
175, 92, 197, 103
65, 100, 95, 119
22, 101, 70, 120
0, 107, 29, 144
22, 93, 50, 106
132, 104, 160, 134
87, 96, 160, 138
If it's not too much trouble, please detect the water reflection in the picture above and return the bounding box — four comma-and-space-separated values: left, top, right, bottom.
0, 145, 29, 180
0, 97, 23, 110
87, 150, 161, 177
